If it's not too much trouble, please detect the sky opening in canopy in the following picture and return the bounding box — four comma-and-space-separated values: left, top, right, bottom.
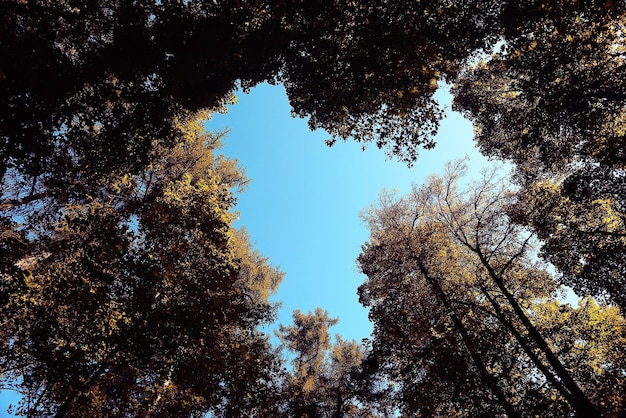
206, 82, 494, 342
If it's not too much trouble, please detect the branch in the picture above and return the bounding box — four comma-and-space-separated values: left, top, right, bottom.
408, 242, 521, 418
474, 248, 600, 417
477, 285, 572, 403
496, 232, 533, 279
0, 192, 49, 210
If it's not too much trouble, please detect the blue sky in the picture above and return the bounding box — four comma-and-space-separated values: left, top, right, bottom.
206, 82, 493, 343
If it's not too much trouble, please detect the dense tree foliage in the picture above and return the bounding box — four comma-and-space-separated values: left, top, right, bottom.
0, 0, 285, 184
10, 0, 621, 177
0, 119, 283, 417
453, 5, 626, 312
276, 308, 385, 418
278, 0, 502, 163
4, 1, 626, 416
0, 0, 503, 179
508, 177, 626, 312
358, 162, 626, 417
454, 3, 625, 172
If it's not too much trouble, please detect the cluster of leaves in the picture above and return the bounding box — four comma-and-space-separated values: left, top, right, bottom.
0, 0, 286, 190
278, 0, 502, 163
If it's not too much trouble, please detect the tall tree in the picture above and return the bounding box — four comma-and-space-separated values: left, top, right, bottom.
276, 308, 384, 418
452, 5, 626, 311
358, 161, 626, 417
0, 119, 283, 417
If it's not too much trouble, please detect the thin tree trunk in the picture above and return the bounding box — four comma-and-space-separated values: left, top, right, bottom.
413, 254, 522, 418
478, 285, 573, 404
476, 251, 601, 418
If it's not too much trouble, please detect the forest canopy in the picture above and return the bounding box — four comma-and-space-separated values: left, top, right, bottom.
2, 0, 626, 416
4, 0, 623, 176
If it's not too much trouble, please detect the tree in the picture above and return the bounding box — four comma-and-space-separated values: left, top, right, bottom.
452, 5, 626, 311
276, 308, 384, 417
0, 119, 284, 417
357, 161, 626, 417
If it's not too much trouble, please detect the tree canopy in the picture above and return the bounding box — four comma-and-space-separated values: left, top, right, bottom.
275, 308, 383, 417
0, 119, 284, 416
357, 162, 626, 417
451, 5, 626, 310
7, 0, 622, 178
3, 1, 626, 416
